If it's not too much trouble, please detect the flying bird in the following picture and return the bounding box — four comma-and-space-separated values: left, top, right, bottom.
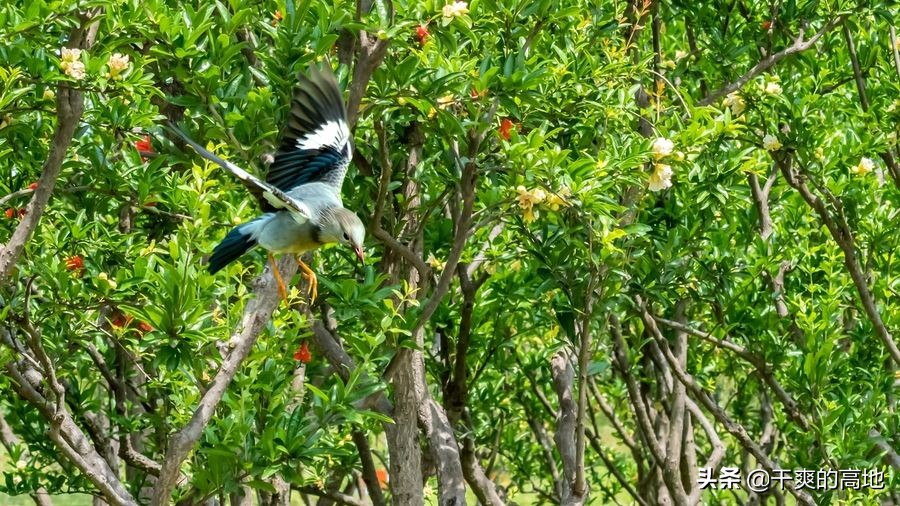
170, 64, 365, 302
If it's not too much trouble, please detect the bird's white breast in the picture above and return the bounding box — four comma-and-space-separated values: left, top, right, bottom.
251, 213, 322, 254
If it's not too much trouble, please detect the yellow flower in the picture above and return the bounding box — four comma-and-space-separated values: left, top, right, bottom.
437, 95, 454, 109
762, 134, 782, 151
427, 253, 445, 270
106, 53, 130, 80
42, 89, 55, 100
651, 137, 674, 159
517, 185, 552, 221
850, 157, 874, 176
427, 107, 436, 119
545, 194, 565, 210
441, 1, 468, 18
61, 47, 82, 63
544, 187, 570, 211
648, 163, 673, 191
516, 185, 543, 209
814, 147, 825, 161
522, 206, 536, 223
722, 92, 745, 115
63, 61, 86, 80
764, 81, 782, 95
97, 272, 118, 290
59, 47, 86, 80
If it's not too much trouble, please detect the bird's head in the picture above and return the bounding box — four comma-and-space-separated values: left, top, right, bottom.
320, 208, 366, 263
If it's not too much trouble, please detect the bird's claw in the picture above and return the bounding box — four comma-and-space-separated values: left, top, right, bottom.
304, 271, 318, 303
296, 257, 318, 304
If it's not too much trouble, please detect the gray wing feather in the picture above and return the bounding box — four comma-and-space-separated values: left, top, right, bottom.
168, 123, 312, 222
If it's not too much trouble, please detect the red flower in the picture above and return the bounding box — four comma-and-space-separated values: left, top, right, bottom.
293, 342, 312, 363
415, 24, 429, 45
135, 135, 152, 154
272, 10, 283, 26
65, 255, 84, 272
375, 468, 389, 487
17, 208, 26, 218
4, 208, 14, 219
27, 182, 38, 190
137, 321, 153, 333
499, 118, 516, 140
109, 311, 130, 328
761, 20, 772, 30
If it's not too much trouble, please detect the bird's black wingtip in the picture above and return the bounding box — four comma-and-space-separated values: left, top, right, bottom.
207, 225, 258, 274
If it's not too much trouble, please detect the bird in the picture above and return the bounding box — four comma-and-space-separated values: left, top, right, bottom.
169, 64, 365, 302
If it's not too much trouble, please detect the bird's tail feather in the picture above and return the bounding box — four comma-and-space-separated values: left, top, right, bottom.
208, 224, 258, 274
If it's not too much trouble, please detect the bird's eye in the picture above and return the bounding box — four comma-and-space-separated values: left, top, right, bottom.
343, 233, 349, 241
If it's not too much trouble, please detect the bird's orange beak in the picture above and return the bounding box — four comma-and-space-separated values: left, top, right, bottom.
354, 245, 365, 263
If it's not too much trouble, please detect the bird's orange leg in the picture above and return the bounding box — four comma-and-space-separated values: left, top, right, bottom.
295, 256, 318, 303
269, 254, 289, 303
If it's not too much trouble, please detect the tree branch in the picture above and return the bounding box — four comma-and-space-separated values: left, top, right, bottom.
698, 15, 846, 106
641, 308, 815, 506
522, 403, 562, 501
151, 257, 298, 505
351, 431, 386, 506
459, 412, 505, 506
842, 23, 900, 187
0, 14, 101, 280
294, 485, 363, 506
3, 355, 136, 505
652, 314, 808, 429
773, 151, 900, 367
550, 351, 582, 506
609, 315, 688, 505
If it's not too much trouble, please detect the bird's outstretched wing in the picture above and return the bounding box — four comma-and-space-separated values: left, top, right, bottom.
268, 64, 352, 193
167, 123, 312, 222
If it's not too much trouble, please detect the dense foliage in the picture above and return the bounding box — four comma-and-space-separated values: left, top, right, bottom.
0, 0, 898, 505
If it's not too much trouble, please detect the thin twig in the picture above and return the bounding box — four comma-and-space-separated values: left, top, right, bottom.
698, 16, 846, 106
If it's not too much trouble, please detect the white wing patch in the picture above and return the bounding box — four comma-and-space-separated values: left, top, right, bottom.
296, 119, 350, 151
